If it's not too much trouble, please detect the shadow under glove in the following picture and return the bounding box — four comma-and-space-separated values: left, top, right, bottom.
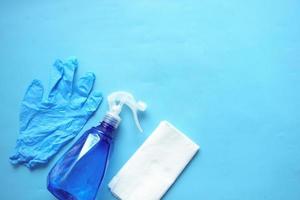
10, 58, 103, 169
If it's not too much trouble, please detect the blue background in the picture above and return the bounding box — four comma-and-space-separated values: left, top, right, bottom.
0, 0, 300, 199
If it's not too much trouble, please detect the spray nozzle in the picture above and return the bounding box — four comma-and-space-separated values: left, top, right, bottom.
107, 91, 147, 132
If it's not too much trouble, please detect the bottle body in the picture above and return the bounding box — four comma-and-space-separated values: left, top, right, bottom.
47, 121, 115, 200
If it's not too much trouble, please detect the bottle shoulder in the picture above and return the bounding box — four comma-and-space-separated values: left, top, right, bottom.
87, 127, 113, 142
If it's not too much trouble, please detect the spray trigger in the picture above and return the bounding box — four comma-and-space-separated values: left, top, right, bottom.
108, 91, 147, 132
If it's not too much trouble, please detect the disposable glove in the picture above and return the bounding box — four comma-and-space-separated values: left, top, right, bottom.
10, 58, 102, 169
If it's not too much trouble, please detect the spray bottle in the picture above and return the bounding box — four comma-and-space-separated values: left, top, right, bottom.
47, 91, 146, 200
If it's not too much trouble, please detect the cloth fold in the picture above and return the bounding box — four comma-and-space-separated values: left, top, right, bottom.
109, 121, 199, 200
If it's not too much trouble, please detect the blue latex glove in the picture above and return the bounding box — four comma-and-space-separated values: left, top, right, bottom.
10, 58, 103, 169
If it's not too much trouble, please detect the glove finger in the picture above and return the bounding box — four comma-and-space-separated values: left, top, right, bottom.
71, 72, 96, 108
26, 159, 48, 169
83, 91, 103, 114
23, 80, 44, 104
74, 72, 96, 98
48, 59, 64, 101
61, 57, 78, 93
9, 152, 31, 165
48, 58, 78, 101
9, 152, 20, 163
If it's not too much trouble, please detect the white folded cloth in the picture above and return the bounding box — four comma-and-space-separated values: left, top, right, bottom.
108, 121, 200, 200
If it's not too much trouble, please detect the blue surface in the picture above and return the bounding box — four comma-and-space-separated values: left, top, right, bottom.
0, 0, 299, 199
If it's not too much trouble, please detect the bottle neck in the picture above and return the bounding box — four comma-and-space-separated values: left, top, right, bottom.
97, 113, 120, 138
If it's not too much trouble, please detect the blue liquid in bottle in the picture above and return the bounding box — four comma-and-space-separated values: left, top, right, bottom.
47, 91, 147, 200
47, 116, 117, 200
